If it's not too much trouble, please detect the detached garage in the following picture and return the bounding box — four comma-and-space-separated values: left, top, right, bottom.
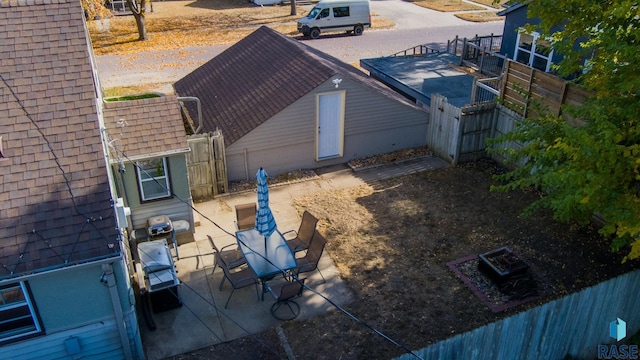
174, 26, 428, 181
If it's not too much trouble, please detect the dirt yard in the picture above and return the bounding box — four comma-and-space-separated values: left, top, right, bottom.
168, 159, 638, 360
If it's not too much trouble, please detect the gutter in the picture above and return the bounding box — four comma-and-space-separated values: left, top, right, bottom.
103, 262, 134, 360
0, 254, 123, 285
177, 96, 203, 134
107, 147, 191, 164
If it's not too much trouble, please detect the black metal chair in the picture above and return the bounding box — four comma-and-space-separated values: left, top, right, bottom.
207, 235, 246, 280
283, 210, 319, 253
235, 203, 256, 231
295, 230, 327, 283
268, 278, 305, 320
215, 248, 259, 308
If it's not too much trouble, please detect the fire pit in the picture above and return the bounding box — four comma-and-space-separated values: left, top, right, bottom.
478, 247, 529, 286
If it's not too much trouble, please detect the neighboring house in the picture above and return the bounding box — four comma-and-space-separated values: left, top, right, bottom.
498, 1, 559, 73
102, 96, 195, 244
0, 1, 142, 359
174, 26, 429, 181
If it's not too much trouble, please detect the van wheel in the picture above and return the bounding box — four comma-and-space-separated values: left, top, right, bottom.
354, 24, 364, 36
310, 28, 321, 39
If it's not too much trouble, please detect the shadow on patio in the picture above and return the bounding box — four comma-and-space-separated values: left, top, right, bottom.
139, 192, 354, 360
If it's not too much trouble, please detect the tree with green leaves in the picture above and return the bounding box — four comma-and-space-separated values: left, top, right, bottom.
491, 1, 640, 261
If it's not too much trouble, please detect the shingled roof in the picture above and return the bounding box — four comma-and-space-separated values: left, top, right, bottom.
103, 95, 190, 161
0, 0, 119, 279
174, 26, 415, 147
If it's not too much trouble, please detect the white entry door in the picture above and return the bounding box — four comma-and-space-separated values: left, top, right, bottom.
317, 92, 345, 160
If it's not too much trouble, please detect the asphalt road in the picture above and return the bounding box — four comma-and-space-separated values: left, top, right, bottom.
95, 0, 504, 91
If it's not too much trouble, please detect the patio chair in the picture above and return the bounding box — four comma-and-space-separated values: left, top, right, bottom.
235, 203, 257, 231
283, 210, 319, 253
215, 249, 259, 308
208, 235, 246, 279
295, 230, 327, 283
268, 278, 305, 321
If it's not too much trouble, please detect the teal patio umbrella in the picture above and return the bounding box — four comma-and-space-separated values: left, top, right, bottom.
255, 167, 277, 238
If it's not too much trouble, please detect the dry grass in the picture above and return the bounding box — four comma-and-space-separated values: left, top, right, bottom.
407, 0, 485, 12
455, 10, 502, 22
88, 0, 395, 56
88, 2, 302, 55
278, 161, 637, 359
471, 0, 509, 9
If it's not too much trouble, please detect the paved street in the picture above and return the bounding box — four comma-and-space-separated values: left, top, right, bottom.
94, 0, 504, 92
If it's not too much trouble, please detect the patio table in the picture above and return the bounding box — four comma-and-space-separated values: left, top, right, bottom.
236, 228, 297, 299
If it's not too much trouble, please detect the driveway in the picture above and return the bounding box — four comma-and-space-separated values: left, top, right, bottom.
370, 0, 470, 29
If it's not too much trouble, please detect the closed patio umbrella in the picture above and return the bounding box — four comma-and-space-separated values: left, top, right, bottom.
255, 167, 277, 239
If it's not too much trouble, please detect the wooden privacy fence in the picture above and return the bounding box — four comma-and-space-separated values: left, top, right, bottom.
428, 60, 594, 167
396, 269, 640, 360
428, 94, 496, 165
500, 60, 592, 124
186, 130, 228, 201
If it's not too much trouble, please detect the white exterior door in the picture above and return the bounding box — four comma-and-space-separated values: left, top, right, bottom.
317, 91, 345, 160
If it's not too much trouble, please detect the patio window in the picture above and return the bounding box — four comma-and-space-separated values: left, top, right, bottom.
0, 282, 42, 343
514, 31, 554, 72
136, 157, 172, 202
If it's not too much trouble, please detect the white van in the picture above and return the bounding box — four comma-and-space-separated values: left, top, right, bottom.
297, 0, 371, 39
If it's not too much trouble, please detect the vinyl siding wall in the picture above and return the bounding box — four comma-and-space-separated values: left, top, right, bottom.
226, 77, 428, 180
2, 261, 142, 359
115, 154, 194, 231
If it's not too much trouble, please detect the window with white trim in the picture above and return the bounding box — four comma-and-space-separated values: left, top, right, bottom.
136, 157, 172, 201
514, 31, 554, 72
0, 282, 42, 343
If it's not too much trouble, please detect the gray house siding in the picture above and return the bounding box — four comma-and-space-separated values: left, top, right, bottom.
114, 155, 194, 231
2, 261, 141, 359
3, 318, 126, 359
225, 77, 428, 180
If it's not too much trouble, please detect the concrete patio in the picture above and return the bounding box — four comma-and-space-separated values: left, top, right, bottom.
139, 157, 449, 360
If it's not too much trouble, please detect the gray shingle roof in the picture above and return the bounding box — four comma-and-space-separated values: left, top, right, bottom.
103, 95, 189, 160
174, 26, 337, 146
0, 0, 119, 279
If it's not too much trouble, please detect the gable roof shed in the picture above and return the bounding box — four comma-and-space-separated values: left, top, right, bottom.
174, 26, 421, 147
0, 0, 119, 279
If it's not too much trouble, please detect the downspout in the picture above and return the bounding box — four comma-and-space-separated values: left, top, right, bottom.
177, 97, 202, 134
102, 263, 134, 360
117, 160, 136, 232
243, 148, 249, 180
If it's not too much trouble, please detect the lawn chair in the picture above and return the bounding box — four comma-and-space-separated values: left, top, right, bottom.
295, 230, 327, 283
207, 235, 246, 278
268, 278, 305, 320
283, 210, 319, 253
235, 203, 257, 231
215, 249, 259, 308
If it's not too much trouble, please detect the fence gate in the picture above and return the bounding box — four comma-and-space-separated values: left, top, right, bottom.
428, 94, 462, 165
186, 131, 228, 202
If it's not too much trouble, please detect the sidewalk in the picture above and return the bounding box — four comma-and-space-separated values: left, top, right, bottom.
140, 156, 449, 360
